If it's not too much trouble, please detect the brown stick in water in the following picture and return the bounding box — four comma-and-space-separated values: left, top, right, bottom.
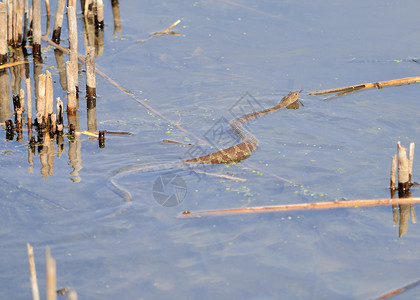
309, 76, 420, 96
178, 197, 420, 218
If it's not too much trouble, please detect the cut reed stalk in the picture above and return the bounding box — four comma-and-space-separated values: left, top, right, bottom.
7, 0, 12, 46
26, 243, 40, 300
397, 142, 410, 193
65, 61, 77, 111
16, 0, 24, 46
0, 2, 7, 64
45, 70, 53, 122
45, 248, 57, 300
52, 0, 65, 44
32, 0, 42, 61
85, 46, 96, 100
36, 73, 46, 123
67, 6, 78, 92
390, 154, 397, 190
408, 142, 415, 183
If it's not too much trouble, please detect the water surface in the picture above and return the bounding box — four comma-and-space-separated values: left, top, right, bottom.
2, 0, 420, 299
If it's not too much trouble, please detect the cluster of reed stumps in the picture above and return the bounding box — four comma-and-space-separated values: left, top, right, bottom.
0, 0, 120, 297
390, 142, 417, 237
0, 0, 121, 179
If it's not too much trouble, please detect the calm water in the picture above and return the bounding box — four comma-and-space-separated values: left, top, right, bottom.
2, 0, 420, 299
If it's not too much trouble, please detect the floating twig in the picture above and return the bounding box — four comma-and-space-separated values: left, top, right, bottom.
162, 139, 192, 146
77, 130, 132, 137
309, 76, 420, 98
372, 279, 420, 300
138, 19, 181, 43
194, 170, 246, 182
156, 19, 181, 35
178, 197, 420, 218
0, 60, 28, 70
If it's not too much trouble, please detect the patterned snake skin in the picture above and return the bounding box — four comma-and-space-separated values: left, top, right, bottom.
108, 91, 301, 202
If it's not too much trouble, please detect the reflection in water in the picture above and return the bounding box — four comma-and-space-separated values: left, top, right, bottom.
391, 190, 417, 238
0, 0, 123, 183
389, 143, 417, 237
111, 0, 122, 37
0, 69, 11, 122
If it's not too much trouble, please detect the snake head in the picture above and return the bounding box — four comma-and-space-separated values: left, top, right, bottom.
279, 90, 301, 107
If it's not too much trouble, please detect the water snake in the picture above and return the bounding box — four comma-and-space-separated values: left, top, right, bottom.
108, 90, 301, 202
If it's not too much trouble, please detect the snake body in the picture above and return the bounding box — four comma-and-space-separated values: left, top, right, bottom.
109, 91, 300, 202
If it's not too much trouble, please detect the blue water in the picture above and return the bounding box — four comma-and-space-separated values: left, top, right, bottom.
1, 0, 420, 299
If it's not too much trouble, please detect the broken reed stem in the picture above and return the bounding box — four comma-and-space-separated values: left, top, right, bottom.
310, 76, 420, 96
397, 142, 410, 192
26, 78, 32, 127
12, 0, 18, 45
68, 0, 76, 9
68, 290, 78, 300
52, 0, 65, 44
390, 154, 397, 190
67, 6, 78, 92
7, 0, 12, 45
0, 2, 7, 64
178, 197, 420, 218
45, 0, 50, 16
45, 70, 53, 122
408, 142, 415, 183
65, 61, 77, 111
37, 73, 46, 123
32, 0, 42, 61
27, 243, 40, 300
85, 46, 96, 100
15, 0, 24, 46
45, 248, 57, 300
